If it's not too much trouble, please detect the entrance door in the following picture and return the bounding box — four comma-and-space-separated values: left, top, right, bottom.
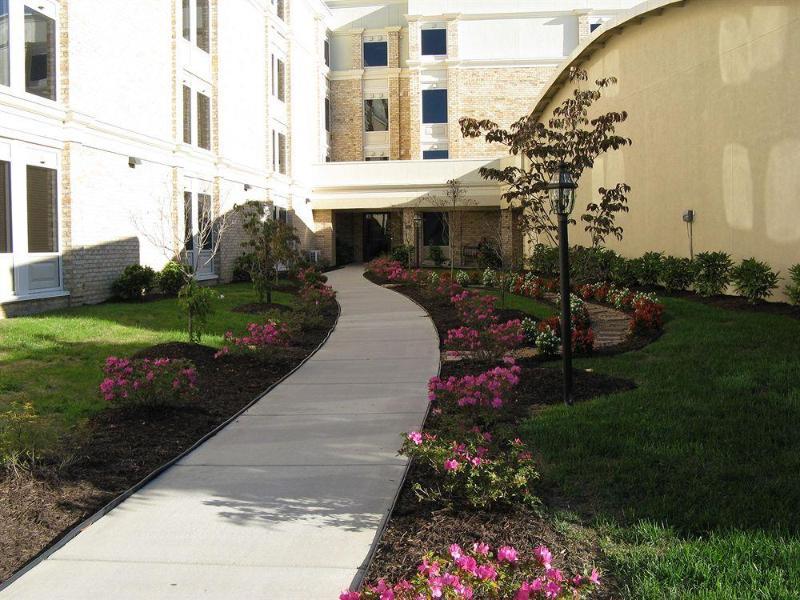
363, 213, 390, 261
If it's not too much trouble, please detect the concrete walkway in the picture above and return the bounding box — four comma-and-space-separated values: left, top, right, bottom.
2, 266, 439, 600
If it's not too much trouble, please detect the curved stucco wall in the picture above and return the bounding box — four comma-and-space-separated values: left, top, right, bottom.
529, 0, 800, 295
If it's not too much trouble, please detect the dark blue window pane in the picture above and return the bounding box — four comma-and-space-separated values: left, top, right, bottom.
421, 29, 447, 56
363, 42, 388, 67
422, 89, 448, 124
423, 150, 449, 160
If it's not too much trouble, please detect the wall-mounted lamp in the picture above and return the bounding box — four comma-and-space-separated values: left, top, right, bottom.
128, 156, 142, 169
305, 197, 311, 205
244, 184, 252, 191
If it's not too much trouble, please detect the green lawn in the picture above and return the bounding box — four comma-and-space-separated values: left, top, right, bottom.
479, 289, 556, 320
0, 283, 293, 432
520, 297, 800, 598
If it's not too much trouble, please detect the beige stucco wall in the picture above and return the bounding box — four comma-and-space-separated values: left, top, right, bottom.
530, 0, 800, 297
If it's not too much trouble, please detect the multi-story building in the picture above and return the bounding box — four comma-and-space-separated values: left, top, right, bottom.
0, 0, 638, 318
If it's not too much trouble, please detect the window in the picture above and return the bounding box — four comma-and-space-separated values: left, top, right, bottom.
363, 41, 387, 67
273, 206, 288, 223
196, 0, 209, 53
277, 58, 285, 101
0, 0, 8, 87
276, 0, 285, 21
0, 160, 10, 253
423, 150, 449, 160
423, 212, 448, 247
182, 0, 191, 41
26, 166, 57, 253
590, 22, 602, 33
325, 97, 330, 132
278, 133, 287, 174
364, 98, 389, 132
422, 89, 447, 124
365, 157, 388, 161
197, 91, 211, 150
198, 193, 213, 251
182, 85, 192, 144
24, 7, 55, 100
324, 39, 330, 67
183, 191, 194, 250
421, 29, 447, 56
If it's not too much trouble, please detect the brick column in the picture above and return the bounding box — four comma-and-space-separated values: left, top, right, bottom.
578, 14, 592, 42
500, 209, 515, 268
351, 30, 363, 69
314, 209, 336, 266
388, 28, 401, 160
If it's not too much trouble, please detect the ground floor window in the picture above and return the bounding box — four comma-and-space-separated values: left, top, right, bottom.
0, 144, 61, 299
423, 212, 448, 246
182, 181, 215, 278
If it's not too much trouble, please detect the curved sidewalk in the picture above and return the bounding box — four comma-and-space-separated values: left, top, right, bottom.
2, 266, 439, 600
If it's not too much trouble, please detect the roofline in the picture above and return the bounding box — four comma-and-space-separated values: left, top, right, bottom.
529, 0, 688, 122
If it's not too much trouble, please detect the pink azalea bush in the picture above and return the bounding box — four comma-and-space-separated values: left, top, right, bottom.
400, 430, 539, 508
340, 543, 600, 599
100, 357, 197, 409
428, 358, 522, 412
444, 320, 525, 362
214, 320, 291, 358
451, 290, 498, 328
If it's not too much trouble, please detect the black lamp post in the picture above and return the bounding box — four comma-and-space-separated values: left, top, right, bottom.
546, 164, 577, 407
413, 214, 424, 268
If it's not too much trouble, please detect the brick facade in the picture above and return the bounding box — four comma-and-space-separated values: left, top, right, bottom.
330, 79, 364, 161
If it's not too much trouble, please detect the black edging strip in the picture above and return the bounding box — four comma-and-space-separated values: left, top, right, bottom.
350, 272, 443, 592
0, 300, 342, 593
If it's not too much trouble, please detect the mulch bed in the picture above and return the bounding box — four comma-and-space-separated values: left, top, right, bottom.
664, 290, 800, 320
0, 304, 337, 584
363, 271, 635, 594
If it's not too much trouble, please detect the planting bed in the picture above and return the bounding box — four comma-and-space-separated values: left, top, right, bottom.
0, 303, 337, 583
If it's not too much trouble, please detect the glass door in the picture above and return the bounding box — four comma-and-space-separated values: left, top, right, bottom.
363, 212, 390, 261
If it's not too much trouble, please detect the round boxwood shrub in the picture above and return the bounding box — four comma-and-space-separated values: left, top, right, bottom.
112, 264, 156, 301
390, 244, 413, 267
660, 256, 695, 292
609, 255, 638, 288
730, 258, 780, 304
633, 251, 664, 287
693, 251, 733, 296
157, 261, 187, 296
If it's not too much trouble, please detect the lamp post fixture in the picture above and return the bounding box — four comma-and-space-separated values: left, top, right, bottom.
546, 163, 577, 407
413, 214, 424, 268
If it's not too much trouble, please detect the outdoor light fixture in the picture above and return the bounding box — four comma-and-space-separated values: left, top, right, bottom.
244, 184, 251, 191
413, 214, 424, 268
128, 156, 142, 169
546, 163, 578, 406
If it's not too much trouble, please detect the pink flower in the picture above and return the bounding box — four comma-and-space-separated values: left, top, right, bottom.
534, 545, 552, 569
407, 431, 423, 445
497, 545, 519, 564
472, 542, 490, 556
475, 564, 497, 581
339, 592, 361, 600
589, 568, 601, 585
449, 544, 463, 560
444, 458, 460, 471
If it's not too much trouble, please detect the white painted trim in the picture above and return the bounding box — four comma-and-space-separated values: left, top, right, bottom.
0, 290, 70, 304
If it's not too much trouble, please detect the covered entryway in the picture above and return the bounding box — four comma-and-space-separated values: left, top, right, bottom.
362, 212, 391, 261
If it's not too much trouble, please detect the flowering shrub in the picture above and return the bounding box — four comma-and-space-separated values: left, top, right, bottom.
400, 431, 539, 508
342, 543, 600, 600
535, 327, 560, 358
215, 320, 291, 358
520, 317, 539, 345
451, 290, 498, 328
296, 266, 328, 287
455, 270, 471, 286
630, 297, 664, 334
509, 273, 545, 299
100, 357, 197, 409
299, 281, 337, 312
482, 268, 497, 288
367, 258, 407, 282
428, 271, 441, 288
429, 359, 521, 412
444, 321, 524, 362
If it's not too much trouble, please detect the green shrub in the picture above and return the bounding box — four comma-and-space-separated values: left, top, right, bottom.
659, 256, 695, 292
477, 242, 503, 270
633, 251, 664, 287
232, 254, 253, 283
111, 264, 156, 301
482, 267, 497, 288
529, 243, 559, 278
609, 255, 638, 287
693, 251, 733, 296
157, 260, 187, 295
570, 246, 617, 284
1, 402, 57, 472
730, 258, 780, 304
787, 264, 800, 305
455, 270, 470, 286
428, 245, 446, 266
178, 280, 218, 343
390, 244, 413, 267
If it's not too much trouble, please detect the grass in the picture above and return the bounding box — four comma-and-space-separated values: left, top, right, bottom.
0, 284, 294, 434
479, 289, 556, 320
519, 297, 800, 598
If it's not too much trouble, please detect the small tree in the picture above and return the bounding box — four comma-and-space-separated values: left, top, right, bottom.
422, 179, 476, 277
237, 201, 300, 304
133, 192, 231, 343
460, 68, 632, 249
